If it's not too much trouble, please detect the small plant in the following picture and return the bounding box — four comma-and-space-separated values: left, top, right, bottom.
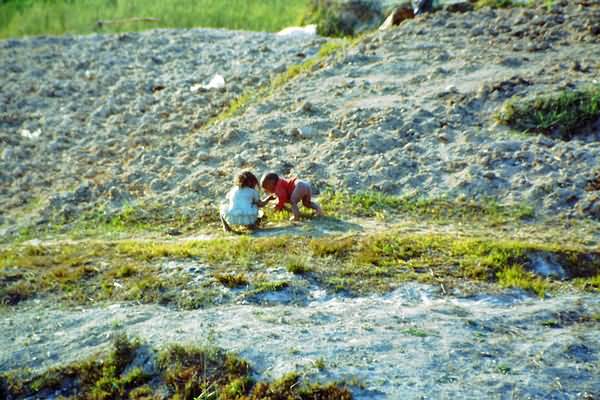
541, 319, 560, 328
285, 256, 311, 274
474, 0, 520, 8
313, 357, 326, 370
214, 272, 248, 288
253, 280, 289, 293
402, 327, 430, 337
497, 265, 548, 297
496, 364, 512, 375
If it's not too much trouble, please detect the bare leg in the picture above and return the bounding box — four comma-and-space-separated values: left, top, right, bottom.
306, 199, 324, 216
220, 215, 232, 232
293, 181, 323, 217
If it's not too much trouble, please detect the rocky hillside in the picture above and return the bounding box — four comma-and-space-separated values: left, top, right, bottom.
1, 0, 600, 237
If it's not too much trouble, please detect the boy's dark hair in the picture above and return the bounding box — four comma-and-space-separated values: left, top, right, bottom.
237, 171, 259, 188
260, 172, 279, 187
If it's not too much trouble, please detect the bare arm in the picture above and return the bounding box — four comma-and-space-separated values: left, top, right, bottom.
256, 195, 275, 208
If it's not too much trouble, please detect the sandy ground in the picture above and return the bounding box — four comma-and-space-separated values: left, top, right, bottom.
1, 284, 599, 399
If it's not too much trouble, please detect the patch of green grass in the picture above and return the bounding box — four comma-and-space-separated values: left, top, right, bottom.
0, 0, 310, 39
2, 230, 598, 308
574, 274, 600, 291
253, 280, 290, 294
2, 201, 219, 246
319, 190, 534, 225
497, 264, 549, 297
0, 336, 352, 399
313, 357, 326, 370
474, 0, 521, 8
496, 85, 600, 140
402, 327, 430, 337
284, 256, 312, 274
496, 364, 512, 375
541, 319, 560, 328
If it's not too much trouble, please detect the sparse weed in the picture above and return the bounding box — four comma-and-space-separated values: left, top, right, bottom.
285, 256, 311, 274
253, 280, 290, 293
214, 272, 249, 288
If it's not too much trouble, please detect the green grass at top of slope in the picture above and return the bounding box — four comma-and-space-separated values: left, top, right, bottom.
0, 0, 310, 39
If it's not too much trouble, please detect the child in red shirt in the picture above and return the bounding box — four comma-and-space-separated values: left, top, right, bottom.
260, 172, 323, 221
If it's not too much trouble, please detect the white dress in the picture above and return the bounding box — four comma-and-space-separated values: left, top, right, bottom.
220, 187, 259, 225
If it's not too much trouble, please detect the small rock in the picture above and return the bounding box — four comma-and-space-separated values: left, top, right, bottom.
273, 64, 287, 74
107, 186, 121, 201
379, 3, 414, 30
328, 128, 344, 140
150, 179, 166, 192
300, 101, 315, 113
444, 1, 473, 13
483, 171, 497, 180
1, 147, 14, 161
528, 252, 567, 280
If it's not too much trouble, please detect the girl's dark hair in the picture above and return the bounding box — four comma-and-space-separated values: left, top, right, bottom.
237, 171, 259, 188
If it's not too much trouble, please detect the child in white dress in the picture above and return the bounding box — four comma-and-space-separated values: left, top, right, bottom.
220, 171, 273, 232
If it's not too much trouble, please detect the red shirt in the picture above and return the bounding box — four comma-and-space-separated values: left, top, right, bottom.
274, 177, 297, 210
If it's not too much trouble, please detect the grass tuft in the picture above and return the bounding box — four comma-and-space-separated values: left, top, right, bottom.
1, 336, 352, 399
214, 272, 249, 288
496, 85, 600, 140
497, 264, 548, 297
285, 256, 312, 274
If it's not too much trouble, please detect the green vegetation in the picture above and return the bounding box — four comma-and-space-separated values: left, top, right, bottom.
0, 188, 541, 246
474, 0, 522, 8
285, 256, 312, 274
320, 190, 535, 225
6, 200, 219, 245
214, 272, 249, 288
496, 85, 600, 140
252, 280, 289, 294
497, 264, 548, 296
2, 228, 599, 308
474, 0, 555, 9
402, 327, 431, 338
0, 0, 310, 39
0, 334, 144, 399
300, 0, 363, 37
0, 334, 352, 399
